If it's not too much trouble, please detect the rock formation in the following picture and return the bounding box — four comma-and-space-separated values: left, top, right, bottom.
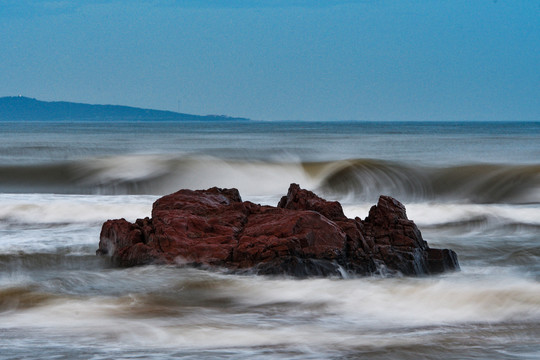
97, 184, 459, 277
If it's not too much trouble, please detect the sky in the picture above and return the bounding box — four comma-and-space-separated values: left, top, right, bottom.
1, 0, 539, 121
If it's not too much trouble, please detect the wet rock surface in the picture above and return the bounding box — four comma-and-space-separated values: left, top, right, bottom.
97, 184, 459, 277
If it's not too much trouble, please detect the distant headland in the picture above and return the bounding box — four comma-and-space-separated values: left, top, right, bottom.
0, 96, 250, 122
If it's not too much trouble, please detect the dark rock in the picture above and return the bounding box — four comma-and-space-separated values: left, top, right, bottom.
97, 184, 459, 277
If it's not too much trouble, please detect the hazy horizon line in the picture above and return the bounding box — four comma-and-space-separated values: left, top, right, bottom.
2, 95, 538, 123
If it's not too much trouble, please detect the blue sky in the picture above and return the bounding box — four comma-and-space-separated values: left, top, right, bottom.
1, 0, 539, 121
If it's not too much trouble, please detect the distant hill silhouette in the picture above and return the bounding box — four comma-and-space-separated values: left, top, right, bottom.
0, 96, 250, 121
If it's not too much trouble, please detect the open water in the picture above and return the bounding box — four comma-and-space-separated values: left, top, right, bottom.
0, 120, 539, 359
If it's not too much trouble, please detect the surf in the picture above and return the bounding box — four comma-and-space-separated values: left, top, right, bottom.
0, 155, 538, 205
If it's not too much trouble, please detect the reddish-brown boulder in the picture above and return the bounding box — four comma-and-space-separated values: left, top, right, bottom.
97, 184, 459, 277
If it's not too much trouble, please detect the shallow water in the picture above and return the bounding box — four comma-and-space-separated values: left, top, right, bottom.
0, 121, 539, 359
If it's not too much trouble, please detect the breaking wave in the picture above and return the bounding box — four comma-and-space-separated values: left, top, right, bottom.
0, 155, 538, 204
315, 159, 540, 204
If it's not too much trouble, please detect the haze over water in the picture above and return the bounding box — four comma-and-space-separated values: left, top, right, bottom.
0, 120, 539, 359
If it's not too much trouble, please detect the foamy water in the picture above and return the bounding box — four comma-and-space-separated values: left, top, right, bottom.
0, 121, 539, 359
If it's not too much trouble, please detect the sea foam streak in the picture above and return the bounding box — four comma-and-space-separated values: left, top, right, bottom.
0, 193, 155, 225
1, 268, 539, 353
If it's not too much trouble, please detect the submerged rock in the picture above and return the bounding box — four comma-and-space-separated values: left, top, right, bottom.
97, 184, 459, 277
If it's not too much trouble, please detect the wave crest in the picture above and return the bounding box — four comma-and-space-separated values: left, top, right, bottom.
316, 159, 540, 204
0, 155, 538, 204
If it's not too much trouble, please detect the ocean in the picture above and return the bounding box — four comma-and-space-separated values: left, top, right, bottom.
0, 120, 539, 359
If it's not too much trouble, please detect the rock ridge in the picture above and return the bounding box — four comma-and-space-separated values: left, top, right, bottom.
97, 184, 459, 277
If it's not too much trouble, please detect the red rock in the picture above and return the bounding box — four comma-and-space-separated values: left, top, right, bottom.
277, 183, 347, 221
97, 184, 459, 277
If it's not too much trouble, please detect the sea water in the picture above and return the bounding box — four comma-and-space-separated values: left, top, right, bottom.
0, 120, 539, 359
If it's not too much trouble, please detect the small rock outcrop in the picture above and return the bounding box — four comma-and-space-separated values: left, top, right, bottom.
97, 184, 459, 277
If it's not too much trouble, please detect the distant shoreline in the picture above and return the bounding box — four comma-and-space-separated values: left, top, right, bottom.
0, 96, 250, 122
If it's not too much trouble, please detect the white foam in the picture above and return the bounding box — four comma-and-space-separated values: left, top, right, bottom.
2, 271, 539, 350
223, 273, 540, 327
70, 154, 318, 197
0, 194, 157, 253
0, 193, 156, 224
343, 202, 540, 227
406, 203, 540, 227
160, 157, 316, 198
